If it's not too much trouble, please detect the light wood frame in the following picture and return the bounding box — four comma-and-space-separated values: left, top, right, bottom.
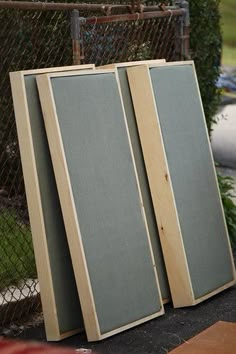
99, 59, 166, 69
36, 69, 164, 341
10, 64, 95, 341
127, 62, 236, 307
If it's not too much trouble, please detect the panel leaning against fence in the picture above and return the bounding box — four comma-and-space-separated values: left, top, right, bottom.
10, 65, 95, 341
127, 62, 236, 307
100, 60, 170, 302
36, 69, 164, 341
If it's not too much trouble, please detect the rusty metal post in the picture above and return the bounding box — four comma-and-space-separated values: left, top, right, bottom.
182, 0, 190, 60
176, 0, 190, 60
71, 9, 81, 65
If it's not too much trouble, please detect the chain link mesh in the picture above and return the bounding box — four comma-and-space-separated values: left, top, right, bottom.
0, 2, 185, 331
82, 15, 182, 65
0, 8, 73, 331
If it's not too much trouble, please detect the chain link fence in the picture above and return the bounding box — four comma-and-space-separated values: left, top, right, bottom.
80, 11, 184, 65
0, 1, 189, 332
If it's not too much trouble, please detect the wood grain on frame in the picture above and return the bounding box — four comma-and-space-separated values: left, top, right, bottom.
99, 59, 166, 69
99, 60, 170, 303
127, 62, 236, 307
10, 64, 95, 341
37, 69, 164, 341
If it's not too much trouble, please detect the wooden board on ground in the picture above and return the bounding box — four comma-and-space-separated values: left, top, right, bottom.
127, 62, 236, 307
169, 321, 236, 354
99, 60, 170, 302
10, 64, 95, 341
37, 69, 164, 341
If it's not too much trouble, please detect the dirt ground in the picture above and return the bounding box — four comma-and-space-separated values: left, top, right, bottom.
6, 252, 236, 354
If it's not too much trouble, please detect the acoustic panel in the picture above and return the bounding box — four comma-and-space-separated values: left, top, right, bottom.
37, 70, 164, 341
10, 64, 94, 341
127, 62, 236, 307
109, 64, 170, 302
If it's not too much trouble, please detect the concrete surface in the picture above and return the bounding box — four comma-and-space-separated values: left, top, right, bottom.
211, 100, 236, 202
212, 103, 236, 170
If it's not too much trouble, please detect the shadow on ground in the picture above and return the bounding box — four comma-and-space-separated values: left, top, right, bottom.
5, 263, 236, 354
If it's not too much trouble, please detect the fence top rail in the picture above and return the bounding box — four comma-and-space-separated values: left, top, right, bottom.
82, 8, 185, 24
0, 1, 182, 14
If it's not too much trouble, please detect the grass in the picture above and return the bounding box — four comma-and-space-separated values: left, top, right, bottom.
220, 0, 236, 66
222, 45, 236, 67
0, 209, 37, 291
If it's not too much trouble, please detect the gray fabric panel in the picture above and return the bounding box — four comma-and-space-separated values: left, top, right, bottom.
51, 72, 161, 334
25, 76, 83, 334
117, 67, 170, 300
149, 65, 234, 299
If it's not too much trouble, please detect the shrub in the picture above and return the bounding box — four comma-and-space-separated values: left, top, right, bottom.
217, 173, 236, 247
189, 0, 222, 134
189, 1, 236, 247
0, 209, 37, 291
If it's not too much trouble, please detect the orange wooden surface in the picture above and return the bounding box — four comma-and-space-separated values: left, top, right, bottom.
169, 321, 236, 354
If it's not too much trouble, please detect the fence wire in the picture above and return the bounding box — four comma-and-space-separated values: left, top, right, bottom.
0, 2, 186, 331
0, 8, 73, 330
82, 14, 182, 65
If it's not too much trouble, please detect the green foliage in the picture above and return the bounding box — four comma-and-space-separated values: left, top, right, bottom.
0, 210, 37, 291
217, 174, 236, 247
189, 0, 222, 134
127, 41, 152, 61
220, 0, 236, 47
220, 0, 236, 66
189, 2, 236, 246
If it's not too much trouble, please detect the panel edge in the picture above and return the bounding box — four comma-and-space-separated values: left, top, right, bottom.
9, 71, 61, 340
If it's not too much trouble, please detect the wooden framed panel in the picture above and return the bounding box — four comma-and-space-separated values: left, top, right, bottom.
37, 69, 164, 341
10, 64, 95, 341
99, 61, 170, 303
127, 62, 236, 307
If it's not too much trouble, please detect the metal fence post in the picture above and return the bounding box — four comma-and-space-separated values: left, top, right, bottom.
176, 0, 190, 60
71, 9, 82, 65
182, 0, 190, 60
